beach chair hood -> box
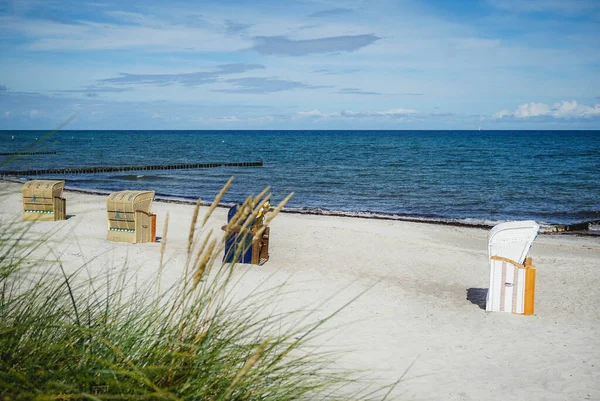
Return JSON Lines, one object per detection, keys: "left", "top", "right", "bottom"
{"left": 488, "top": 220, "right": 540, "bottom": 265}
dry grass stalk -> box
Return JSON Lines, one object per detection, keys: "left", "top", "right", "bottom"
{"left": 263, "top": 192, "right": 294, "bottom": 227}
{"left": 202, "top": 176, "right": 234, "bottom": 227}
{"left": 226, "top": 198, "right": 252, "bottom": 233}
{"left": 251, "top": 226, "right": 267, "bottom": 243}
{"left": 193, "top": 238, "right": 217, "bottom": 289}
{"left": 158, "top": 212, "right": 169, "bottom": 273}
{"left": 222, "top": 339, "right": 269, "bottom": 400}
{"left": 191, "top": 229, "right": 213, "bottom": 275}
{"left": 184, "top": 198, "right": 202, "bottom": 278}
{"left": 188, "top": 198, "right": 202, "bottom": 254}
{"left": 239, "top": 193, "right": 271, "bottom": 236}
{"left": 251, "top": 187, "right": 271, "bottom": 208}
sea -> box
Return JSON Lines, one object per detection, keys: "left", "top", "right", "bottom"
{"left": 1, "top": 130, "right": 598, "bottom": 233}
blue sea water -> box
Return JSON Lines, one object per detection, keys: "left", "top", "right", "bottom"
{"left": 1, "top": 130, "right": 599, "bottom": 229}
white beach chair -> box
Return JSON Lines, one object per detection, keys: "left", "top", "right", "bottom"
{"left": 486, "top": 220, "right": 539, "bottom": 314}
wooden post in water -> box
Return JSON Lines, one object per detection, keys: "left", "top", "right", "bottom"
{"left": 0, "top": 160, "right": 263, "bottom": 176}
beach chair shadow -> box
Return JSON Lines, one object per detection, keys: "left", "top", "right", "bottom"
{"left": 466, "top": 288, "right": 488, "bottom": 310}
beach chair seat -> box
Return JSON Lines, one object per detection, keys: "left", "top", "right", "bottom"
{"left": 486, "top": 220, "right": 539, "bottom": 314}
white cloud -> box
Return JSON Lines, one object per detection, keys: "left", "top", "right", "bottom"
{"left": 342, "top": 108, "right": 417, "bottom": 117}
{"left": 105, "top": 10, "right": 149, "bottom": 24}
{"left": 493, "top": 101, "right": 600, "bottom": 119}
{"left": 200, "top": 116, "right": 239, "bottom": 123}
{"left": 296, "top": 107, "right": 417, "bottom": 120}
{"left": 487, "top": 0, "right": 599, "bottom": 15}
{"left": 297, "top": 109, "right": 327, "bottom": 117}
{"left": 250, "top": 34, "right": 381, "bottom": 56}
{"left": 552, "top": 100, "right": 600, "bottom": 118}
{"left": 0, "top": 16, "right": 249, "bottom": 52}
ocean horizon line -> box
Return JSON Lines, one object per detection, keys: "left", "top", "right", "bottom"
{"left": 2, "top": 129, "right": 599, "bottom": 132}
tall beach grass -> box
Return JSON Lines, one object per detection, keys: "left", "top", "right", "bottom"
{"left": 0, "top": 182, "right": 395, "bottom": 400}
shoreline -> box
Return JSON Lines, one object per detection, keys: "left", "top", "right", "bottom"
{"left": 2, "top": 177, "right": 597, "bottom": 236}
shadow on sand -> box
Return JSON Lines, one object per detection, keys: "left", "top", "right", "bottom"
{"left": 466, "top": 288, "right": 488, "bottom": 310}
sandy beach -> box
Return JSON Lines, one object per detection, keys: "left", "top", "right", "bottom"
{"left": 1, "top": 181, "right": 599, "bottom": 401}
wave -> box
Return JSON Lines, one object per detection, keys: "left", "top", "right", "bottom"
{"left": 275, "top": 206, "right": 600, "bottom": 235}
{"left": 109, "top": 174, "right": 165, "bottom": 181}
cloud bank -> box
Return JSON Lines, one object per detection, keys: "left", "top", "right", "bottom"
{"left": 214, "top": 77, "right": 331, "bottom": 94}
{"left": 308, "top": 8, "right": 353, "bottom": 18}
{"left": 297, "top": 108, "right": 416, "bottom": 119}
{"left": 250, "top": 34, "right": 381, "bottom": 56}
{"left": 337, "top": 88, "right": 382, "bottom": 95}
{"left": 55, "top": 86, "right": 131, "bottom": 94}
{"left": 494, "top": 101, "right": 600, "bottom": 119}
{"left": 100, "top": 63, "right": 265, "bottom": 87}
{"left": 487, "top": 0, "right": 599, "bottom": 15}
{"left": 225, "top": 20, "right": 251, "bottom": 35}
{"left": 313, "top": 69, "right": 359, "bottom": 75}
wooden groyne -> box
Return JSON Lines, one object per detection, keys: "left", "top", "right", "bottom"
{"left": 0, "top": 161, "right": 263, "bottom": 176}
{"left": 0, "top": 150, "right": 57, "bottom": 156}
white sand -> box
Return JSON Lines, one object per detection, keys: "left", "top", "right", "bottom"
{"left": 1, "top": 182, "right": 599, "bottom": 401}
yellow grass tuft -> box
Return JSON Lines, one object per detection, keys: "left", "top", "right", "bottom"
{"left": 158, "top": 212, "right": 169, "bottom": 272}
{"left": 263, "top": 192, "right": 294, "bottom": 228}
{"left": 188, "top": 198, "right": 202, "bottom": 254}
{"left": 222, "top": 339, "right": 269, "bottom": 400}
{"left": 193, "top": 237, "right": 217, "bottom": 288}
{"left": 202, "top": 176, "right": 234, "bottom": 227}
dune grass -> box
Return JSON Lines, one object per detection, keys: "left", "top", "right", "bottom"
{"left": 0, "top": 183, "right": 393, "bottom": 400}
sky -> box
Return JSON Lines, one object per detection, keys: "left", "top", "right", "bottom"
{"left": 0, "top": 0, "right": 599, "bottom": 130}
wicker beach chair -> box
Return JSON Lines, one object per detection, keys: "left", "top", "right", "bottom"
{"left": 486, "top": 220, "right": 539, "bottom": 314}
{"left": 106, "top": 190, "right": 156, "bottom": 243}
{"left": 222, "top": 203, "right": 270, "bottom": 265}
{"left": 22, "top": 180, "right": 66, "bottom": 221}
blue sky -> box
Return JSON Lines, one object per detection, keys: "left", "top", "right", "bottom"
{"left": 0, "top": 0, "right": 599, "bottom": 130}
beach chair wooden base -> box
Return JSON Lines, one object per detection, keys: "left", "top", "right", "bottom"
{"left": 251, "top": 227, "right": 269, "bottom": 265}
{"left": 487, "top": 256, "right": 536, "bottom": 315}
{"left": 255, "top": 227, "right": 270, "bottom": 266}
